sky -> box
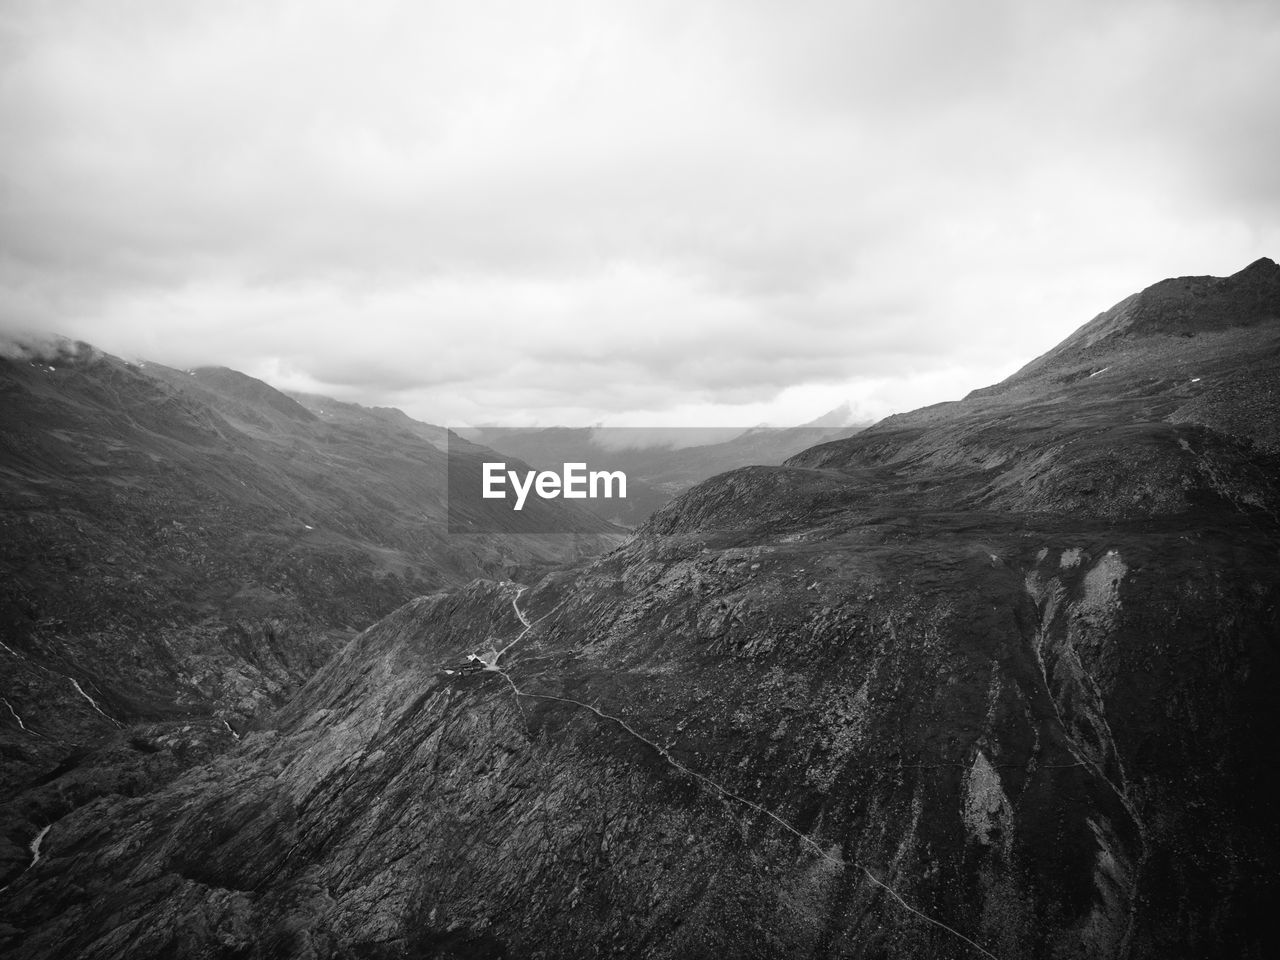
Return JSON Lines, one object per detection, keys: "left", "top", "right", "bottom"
{"left": 1, "top": 0, "right": 1278, "bottom": 427}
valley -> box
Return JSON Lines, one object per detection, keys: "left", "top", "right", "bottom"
{"left": 2, "top": 259, "right": 1278, "bottom": 958}
{"left": 0, "top": 350, "right": 619, "bottom": 891}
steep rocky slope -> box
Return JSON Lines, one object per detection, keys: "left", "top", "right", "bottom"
{"left": 3, "top": 261, "right": 1278, "bottom": 958}
{"left": 0, "top": 345, "right": 616, "bottom": 887}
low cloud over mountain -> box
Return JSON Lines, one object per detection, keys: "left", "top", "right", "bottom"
{"left": 3, "top": 1, "right": 1278, "bottom": 425}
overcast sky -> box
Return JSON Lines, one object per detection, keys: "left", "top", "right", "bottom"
{"left": 2, "top": 0, "right": 1277, "bottom": 426}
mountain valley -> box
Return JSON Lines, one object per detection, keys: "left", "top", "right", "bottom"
{"left": 2, "top": 260, "right": 1278, "bottom": 959}
{"left": 0, "top": 350, "right": 618, "bottom": 889}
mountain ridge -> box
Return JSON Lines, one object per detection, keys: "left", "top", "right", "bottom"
{"left": 971, "top": 256, "right": 1280, "bottom": 398}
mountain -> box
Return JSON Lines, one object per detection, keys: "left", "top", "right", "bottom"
{"left": 2, "top": 260, "right": 1278, "bottom": 959}
{"left": 0, "top": 343, "right": 618, "bottom": 883}
{"left": 799, "top": 401, "right": 862, "bottom": 428}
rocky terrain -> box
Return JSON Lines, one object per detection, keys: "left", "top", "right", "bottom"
{"left": 2, "top": 259, "right": 1278, "bottom": 958}
{"left": 0, "top": 347, "right": 616, "bottom": 890}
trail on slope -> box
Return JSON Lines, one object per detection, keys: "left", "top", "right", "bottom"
{"left": 481, "top": 586, "right": 999, "bottom": 960}
{"left": 491, "top": 586, "right": 533, "bottom": 662}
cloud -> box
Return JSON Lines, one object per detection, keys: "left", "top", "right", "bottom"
{"left": 2, "top": 0, "right": 1278, "bottom": 426}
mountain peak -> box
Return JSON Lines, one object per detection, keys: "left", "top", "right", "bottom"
{"left": 1118, "top": 255, "right": 1280, "bottom": 337}
{"left": 1233, "top": 255, "right": 1279, "bottom": 279}
{"left": 983, "top": 257, "right": 1280, "bottom": 391}
{"left": 801, "top": 401, "right": 857, "bottom": 428}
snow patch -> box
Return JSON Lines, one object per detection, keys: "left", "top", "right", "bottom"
{"left": 0, "top": 824, "right": 51, "bottom": 893}
{"left": 28, "top": 824, "right": 50, "bottom": 867}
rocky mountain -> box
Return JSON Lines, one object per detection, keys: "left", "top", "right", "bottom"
{"left": 2, "top": 259, "right": 1278, "bottom": 959}
{"left": 0, "top": 344, "right": 617, "bottom": 886}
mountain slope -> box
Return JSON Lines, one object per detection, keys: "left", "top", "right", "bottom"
{"left": 3, "top": 261, "right": 1278, "bottom": 959}
{"left": 0, "top": 344, "right": 616, "bottom": 883}
{"left": 791, "top": 258, "right": 1280, "bottom": 517}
